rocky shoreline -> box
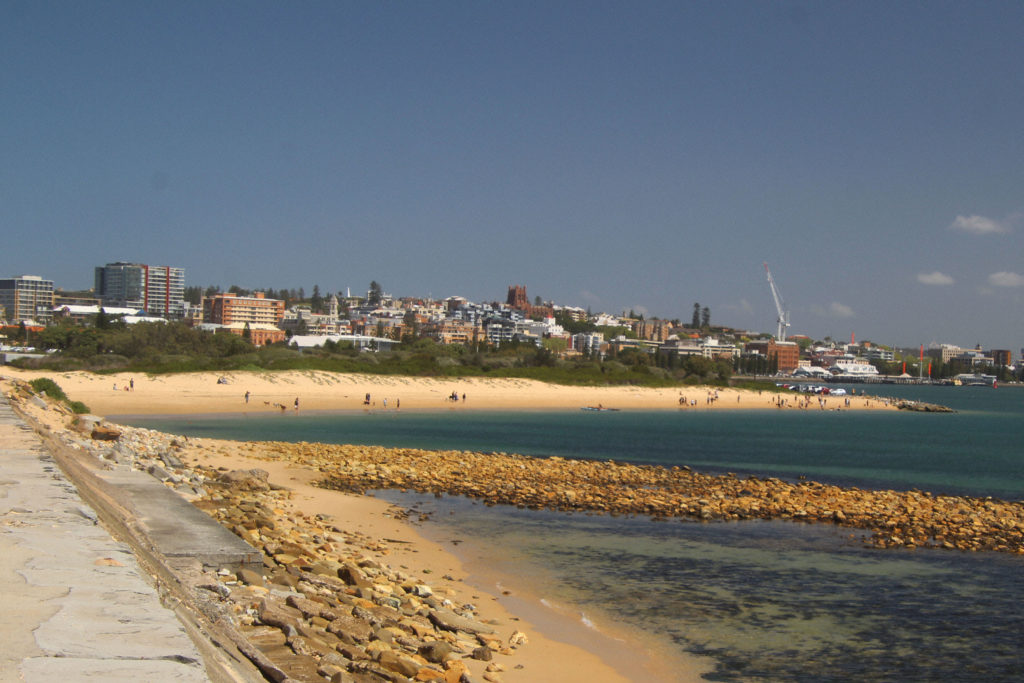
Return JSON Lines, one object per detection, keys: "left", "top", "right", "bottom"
{"left": 224, "top": 440, "right": 1024, "bottom": 554}
{"left": 5, "top": 381, "right": 534, "bottom": 683}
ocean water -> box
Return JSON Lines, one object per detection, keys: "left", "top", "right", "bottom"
{"left": 123, "top": 385, "right": 1024, "bottom": 681}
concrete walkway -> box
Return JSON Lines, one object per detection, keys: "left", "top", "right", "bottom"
{"left": 0, "top": 395, "right": 208, "bottom": 682}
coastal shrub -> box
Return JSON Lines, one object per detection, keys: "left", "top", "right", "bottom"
{"left": 27, "top": 377, "right": 90, "bottom": 413}
{"left": 29, "top": 377, "right": 68, "bottom": 401}
{"left": 67, "top": 400, "right": 90, "bottom": 414}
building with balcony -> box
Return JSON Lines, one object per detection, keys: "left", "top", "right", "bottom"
{"left": 94, "top": 262, "right": 185, "bottom": 318}
{"left": 0, "top": 275, "right": 55, "bottom": 324}
{"left": 203, "top": 292, "right": 285, "bottom": 327}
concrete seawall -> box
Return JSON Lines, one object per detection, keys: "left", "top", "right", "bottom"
{"left": 0, "top": 393, "right": 211, "bottom": 681}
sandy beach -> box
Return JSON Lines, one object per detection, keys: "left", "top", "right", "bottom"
{"left": 3, "top": 368, "right": 894, "bottom": 417}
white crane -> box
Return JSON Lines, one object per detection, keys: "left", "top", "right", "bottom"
{"left": 763, "top": 262, "right": 790, "bottom": 341}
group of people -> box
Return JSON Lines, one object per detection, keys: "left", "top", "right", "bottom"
{"left": 112, "top": 378, "right": 135, "bottom": 392}
{"left": 363, "top": 393, "right": 399, "bottom": 410}
{"left": 677, "top": 390, "right": 720, "bottom": 407}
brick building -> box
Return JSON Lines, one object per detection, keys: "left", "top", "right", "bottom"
{"left": 745, "top": 339, "right": 801, "bottom": 374}
{"left": 506, "top": 285, "right": 553, "bottom": 319}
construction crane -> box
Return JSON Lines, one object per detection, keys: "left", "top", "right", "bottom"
{"left": 763, "top": 262, "right": 790, "bottom": 341}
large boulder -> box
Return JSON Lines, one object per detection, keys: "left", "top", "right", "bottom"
{"left": 217, "top": 468, "right": 270, "bottom": 490}
{"left": 91, "top": 424, "right": 122, "bottom": 441}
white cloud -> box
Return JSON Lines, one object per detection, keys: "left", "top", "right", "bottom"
{"left": 917, "top": 271, "right": 955, "bottom": 286}
{"left": 988, "top": 271, "right": 1024, "bottom": 287}
{"left": 830, "top": 302, "right": 855, "bottom": 318}
{"left": 949, "top": 214, "right": 1009, "bottom": 235}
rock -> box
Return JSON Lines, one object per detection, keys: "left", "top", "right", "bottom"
{"left": 429, "top": 609, "right": 494, "bottom": 635}
{"left": 508, "top": 630, "right": 528, "bottom": 648}
{"left": 419, "top": 641, "right": 454, "bottom": 664}
{"left": 237, "top": 568, "right": 265, "bottom": 587}
{"left": 378, "top": 650, "right": 423, "bottom": 678}
{"left": 217, "top": 468, "right": 270, "bottom": 490}
{"left": 258, "top": 599, "right": 301, "bottom": 637}
{"left": 91, "top": 424, "right": 121, "bottom": 441}
{"left": 338, "top": 563, "right": 374, "bottom": 589}
{"left": 470, "top": 646, "right": 493, "bottom": 661}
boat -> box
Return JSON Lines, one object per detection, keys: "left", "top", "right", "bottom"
{"left": 581, "top": 406, "right": 620, "bottom": 412}
{"left": 954, "top": 373, "right": 998, "bottom": 387}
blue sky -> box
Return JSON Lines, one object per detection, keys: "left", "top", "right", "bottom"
{"left": 2, "top": 1, "right": 1022, "bottom": 349}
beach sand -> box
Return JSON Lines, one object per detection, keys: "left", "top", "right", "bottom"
{"left": 4, "top": 368, "right": 893, "bottom": 417}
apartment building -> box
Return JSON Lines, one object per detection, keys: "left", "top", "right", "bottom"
{"left": 203, "top": 292, "right": 285, "bottom": 326}
{"left": 0, "top": 275, "right": 55, "bottom": 324}
{"left": 94, "top": 262, "right": 185, "bottom": 318}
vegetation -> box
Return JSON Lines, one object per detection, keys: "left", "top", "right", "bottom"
{"left": 11, "top": 320, "right": 743, "bottom": 388}
{"left": 27, "top": 377, "right": 90, "bottom": 414}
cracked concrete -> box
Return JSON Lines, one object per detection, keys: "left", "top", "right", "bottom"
{"left": 0, "top": 395, "right": 207, "bottom": 682}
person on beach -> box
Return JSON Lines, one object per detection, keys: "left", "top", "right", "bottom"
{"left": 129, "top": 378, "right": 134, "bottom": 391}
{"left": 244, "top": 391, "right": 250, "bottom": 404}
{"left": 383, "top": 398, "right": 388, "bottom": 409}
{"left": 294, "top": 397, "right": 300, "bottom": 412}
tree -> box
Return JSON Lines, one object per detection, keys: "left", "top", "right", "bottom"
{"left": 368, "top": 281, "right": 383, "bottom": 305}
{"left": 310, "top": 284, "right": 323, "bottom": 314}
{"left": 95, "top": 307, "right": 110, "bottom": 330}
{"left": 183, "top": 286, "right": 204, "bottom": 305}
{"left": 701, "top": 306, "right": 710, "bottom": 328}
{"left": 534, "top": 295, "right": 542, "bottom": 306}
{"left": 691, "top": 303, "right": 700, "bottom": 329}
{"left": 242, "top": 322, "right": 252, "bottom": 343}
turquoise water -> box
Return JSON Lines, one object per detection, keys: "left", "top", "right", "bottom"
{"left": 124, "top": 384, "right": 1024, "bottom": 499}
{"left": 122, "top": 385, "right": 1024, "bottom": 681}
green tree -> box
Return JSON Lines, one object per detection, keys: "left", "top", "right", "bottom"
{"left": 310, "top": 284, "right": 323, "bottom": 314}
{"left": 242, "top": 322, "right": 252, "bottom": 343}
{"left": 701, "top": 306, "right": 710, "bottom": 328}
{"left": 691, "top": 303, "right": 700, "bottom": 328}
{"left": 368, "top": 281, "right": 383, "bottom": 305}
{"left": 95, "top": 307, "right": 110, "bottom": 330}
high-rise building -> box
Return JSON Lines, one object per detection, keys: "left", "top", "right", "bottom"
{"left": 94, "top": 262, "right": 185, "bottom": 318}
{"left": 0, "top": 275, "right": 55, "bottom": 324}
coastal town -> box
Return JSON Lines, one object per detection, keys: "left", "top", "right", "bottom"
{"left": 1, "top": 263, "right": 1020, "bottom": 383}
